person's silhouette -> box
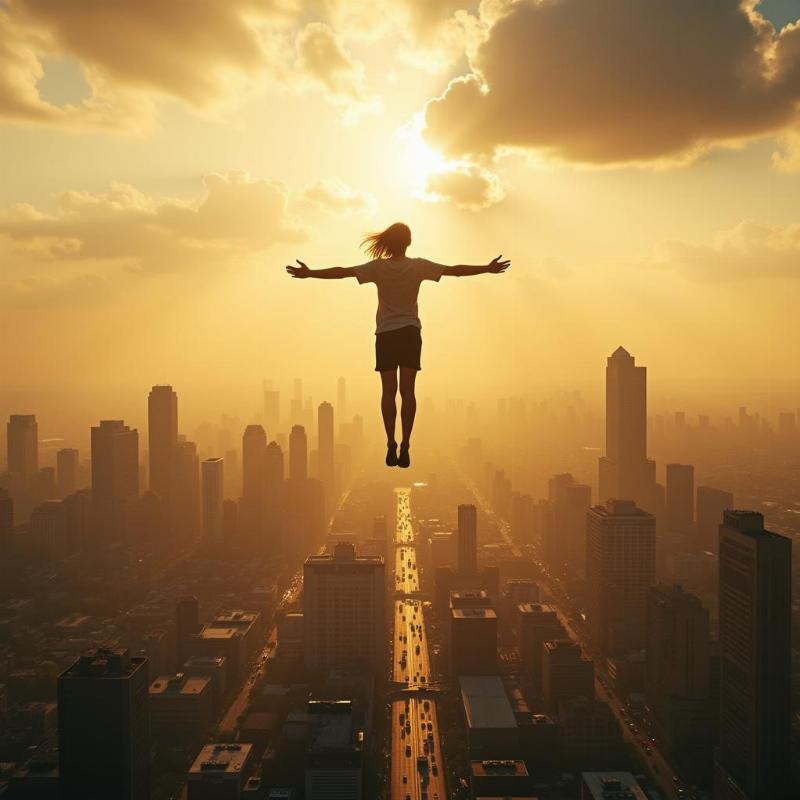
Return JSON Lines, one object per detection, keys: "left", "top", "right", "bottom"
{"left": 286, "top": 222, "right": 510, "bottom": 468}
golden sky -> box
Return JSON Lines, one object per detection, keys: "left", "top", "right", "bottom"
{"left": 2, "top": 0, "right": 800, "bottom": 405}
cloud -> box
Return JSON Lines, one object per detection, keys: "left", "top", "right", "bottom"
{"left": 0, "top": 170, "right": 307, "bottom": 273}
{"left": 425, "top": 163, "right": 504, "bottom": 210}
{"left": 423, "top": 0, "right": 800, "bottom": 166}
{"left": 295, "top": 22, "right": 379, "bottom": 115}
{"left": 654, "top": 219, "right": 800, "bottom": 281}
{"left": 302, "top": 178, "right": 373, "bottom": 214}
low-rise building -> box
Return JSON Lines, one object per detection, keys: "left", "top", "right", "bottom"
{"left": 187, "top": 743, "right": 252, "bottom": 800}
{"left": 149, "top": 673, "right": 213, "bottom": 739}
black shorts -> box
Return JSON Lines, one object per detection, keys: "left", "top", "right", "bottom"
{"left": 375, "top": 325, "right": 422, "bottom": 371}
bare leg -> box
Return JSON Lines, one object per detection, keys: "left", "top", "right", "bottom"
{"left": 399, "top": 368, "right": 417, "bottom": 447}
{"left": 380, "top": 369, "right": 398, "bottom": 445}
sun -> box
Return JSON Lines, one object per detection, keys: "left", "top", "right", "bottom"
{"left": 394, "top": 114, "right": 456, "bottom": 199}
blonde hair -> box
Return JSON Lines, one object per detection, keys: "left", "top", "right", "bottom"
{"left": 361, "top": 222, "right": 411, "bottom": 259}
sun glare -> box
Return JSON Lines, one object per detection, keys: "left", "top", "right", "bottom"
{"left": 395, "top": 115, "right": 455, "bottom": 199}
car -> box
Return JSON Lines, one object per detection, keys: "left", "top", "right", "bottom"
{"left": 405, "top": 745, "right": 411, "bottom": 757}
{"left": 427, "top": 722, "right": 432, "bottom": 731}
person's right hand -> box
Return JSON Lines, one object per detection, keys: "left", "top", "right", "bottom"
{"left": 286, "top": 259, "right": 310, "bottom": 278}
{"left": 487, "top": 255, "right": 511, "bottom": 273}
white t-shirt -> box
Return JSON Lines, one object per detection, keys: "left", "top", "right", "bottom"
{"left": 353, "top": 256, "right": 446, "bottom": 334}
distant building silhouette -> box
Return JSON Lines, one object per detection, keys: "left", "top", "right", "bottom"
{"left": 170, "top": 439, "right": 199, "bottom": 541}
{"left": 201, "top": 458, "right": 224, "bottom": 542}
{"left": 263, "top": 381, "right": 280, "bottom": 435}
{"left": 715, "top": 511, "right": 791, "bottom": 799}
{"left": 289, "top": 424, "right": 308, "bottom": 481}
{"left": 147, "top": 385, "right": 178, "bottom": 504}
{"left": 666, "top": 463, "right": 694, "bottom": 538}
{"left": 586, "top": 499, "right": 656, "bottom": 653}
{"left": 241, "top": 425, "right": 267, "bottom": 545}
{"left": 91, "top": 420, "right": 139, "bottom": 541}
{"left": 317, "top": 402, "right": 335, "bottom": 495}
{"left": 303, "top": 542, "right": 384, "bottom": 671}
{"left": 337, "top": 376, "right": 347, "bottom": 422}
{"left": 542, "top": 639, "right": 594, "bottom": 711}
{"left": 598, "top": 347, "right": 657, "bottom": 511}
{"left": 56, "top": 447, "right": 79, "bottom": 498}
{"left": 7, "top": 414, "right": 38, "bottom": 487}
{"left": 696, "top": 486, "right": 733, "bottom": 555}
{"left": 457, "top": 503, "right": 477, "bottom": 574}
{"left": 58, "top": 647, "right": 150, "bottom": 800}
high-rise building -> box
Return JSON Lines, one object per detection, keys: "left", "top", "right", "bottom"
{"left": 646, "top": 584, "right": 714, "bottom": 784}
{"left": 305, "top": 700, "right": 362, "bottom": 800}
{"left": 176, "top": 596, "right": 200, "bottom": 666}
{"left": 317, "top": 402, "right": 335, "bottom": 493}
{"left": 598, "top": 347, "right": 657, "bottom": 511}
{"left": 30, "top": 499, "right": 68, "bottom": 559}
{"left": 450, "top": 607, "right": 497, "bottom": 675}
{"left": 586, "top": 499, "right": 656, "bottom": 653}
{"left": 548, "top": 474, "right": 591, "bottom": 570}
{"left": 58, "top": 647, "right": 150, "bottom": 800}
{"left": 457, "top": 503, "right": 477, "bottom": 574}
{"left": 201, "top": 458, "right": 224, "bottom": 542}
{"left": 542, "top": 639, "right": 594, "bottom": 711}
{"left": 337, "top": 376, "right": 346, "bottom": 422}
{"left": 187, "top": 743, "right": 252, "bottom": 800}
{"left": 303, "top": 542, "right": 384, "bottom": 671}
{"left": 56, "top": 448, "right": 79, "bottom": 497}
{"left": 0, "top": 488, "right": 13, "bottom": 550}
{"left": 716, "top": 511, "right": 791, "bottom": 799}
{"left": 91, "top": 420, "right": 139, "bottom": 540}
{"left": 6, "top": 414, "right": 38, "bottom": 486}
{"left": 666, "top": 463, "right": 694, "bottom": 536}
{"left": 289, "top": 425, "right": 308, "bottom": 481}
{"left": 241, "top": 425, "right": 267, "bottom": 545}
{"left": 291, "top": 378, "right": 304, "bottom": 425}
{"left": 518, "top": 603, "right": 566, "bottom": 690}
{"left": 696, "top": 486, "right": 733, "bottom": 554}
{"left": 170, "top": 439, "right": 199, "bottom": 540}
{"left": 147, "top": 385, "right": 178, "bottom": 503}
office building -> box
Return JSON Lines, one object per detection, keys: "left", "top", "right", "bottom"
{"left": 201, "top": 458, "right": 224, "bottom": 542}
{"left": 0, "top": 488, "right": 12, "bottom": 550}
{"left": 582, "top": 772, "right": 647, "bottom": 800}
{"left": 646, "top": 584, "right": 714, "bottom": 784}
{"left": 451, "top": 607, "right": 497, "bottom": 675}
{"left": 586, "top": 499, "right": 656, "bottom": 653}
{"left": 289, "top": 425, "right": 308, "bottom": 480}
{"left": 716, "top": 511, "right": 791, "bottom": 799}
{"left": 317, "top": 402, "right": 335, "bottom": 493}
{"left": 459, "top": 676, "right": 519, "bottom": 759}
{"left": 58, "top": 647, "right": 150, "bottom": 800}
{"left": 542, "top": 640, "right": 594, "bottom": 711}
{"left": 91, "top": 420, "right": 139, "bottom": 540}
{"left": 666, "top": 463, "right": 694, "bottom": 537}
{"left": 7, "top": 414, "right": 38, "bottom": 486}
{"left": 598, "top": 347, "right": 657, "bottom": 510}
{"left": 29, "top": 499, "right": 68, "bottom": 559}
{"left": 303, "top": 542, "right": 385, "bottom": 671}
{"left": 56, "top": 447, "right": 79, "bottom": 497}
{"left": 517, "top": 604, "right": 561, "bottom": 678}
{"left": 171, "top": 439, "right": 200, "bottom": 540}
{"left": 187, "top": 743, "right": 252, "bottom": 800}
{"left": 470, "top": 759, "right": 531, "bottom": 798}
{"left": 337, "top": 376, "right": 346, "bottom": 422}
{"left": 241, "top": 425, "right": 267, "bottom": 544}
{"left": 149, "top": 673, "right": 213, "bottom": 739}
{"left": 696, "top": 486, "right": 733, "bottom": 554}
{"left": 305, "top": 700, "right": 363, "bottom": 800}
{"left": 263, "top": 383, "right": 280, "bottom": 434}
{"left": 558, "top": 697, "right": 623, "bottom": 767}
{"left": 148, "top": 385, "right": 178, "bottom": 503}
{"left": 458, "top": 503, "right": 478, "bottom": 574}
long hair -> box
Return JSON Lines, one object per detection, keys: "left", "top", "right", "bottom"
{"left": 361, "top": 222, "right": 411, "bottom": 259}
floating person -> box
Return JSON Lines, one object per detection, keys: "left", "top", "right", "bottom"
{"left": 286, "top": 222, "right": 510, "bottom": 468}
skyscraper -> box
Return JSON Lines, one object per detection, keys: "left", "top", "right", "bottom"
{"left": 303, "top": 542, "right": 385, "bottom": 670}
{"left": 317, "top": 401, "right": 335, "bottom": 492}
{"left": 6, "top": 414, "right": 38, "bottom": 486}
{"left": 56, "top": 447, "right": 79, "bottom": 497}
{"left": 170, "top": 439, "right": 199, "bottom": 541}
{"left": 291, "top": 378, "right": 303, "bottom": 425}
{"left": 0, "top": 488, "right": 12, "bottom": 550}
{"left": 91, "top": 420, "right": 139, "bottom": 540}
{"left": 586, "top": 499, "right": 656, "bottom": 653}
{"left": 716, "top": 511, "right": 791, "bottom": 799}
{"left": 666, "top": 463, "right": 694, "bottom": 536}
{"left": 263, "top": 381, "right": 280, "bottom": 435}
{"left": 457, "top": 503, "right": 478, "bottom": 574}
{"left": 289, "top": 424, "right": 308, "bottom": 481}
{"left": 201, "top": 458, "right": 224, "bottom": 542}
{"left": 147, "top": 385, "right": 178, "bottom": 504}
{"left": 58, "top": 647, "right": 150, "bottom": 800}
{"left": 696, "top": 486, "right": 733, "bottom": 554}
{"left": 241, "top": 425, "right": 266, "bottom": 544}
{"left": 598, "top": 347, "right": 657, "bottom": 511}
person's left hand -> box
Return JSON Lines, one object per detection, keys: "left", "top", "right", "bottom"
{"left": 286, "top": 260, "right": 310, "bottom": 278}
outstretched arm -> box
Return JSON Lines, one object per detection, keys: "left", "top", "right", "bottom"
{"left": 285, "top": 260, "right": 356, "bottom": 279}
{"left": 442, "top": 255, "right": 510, "bottom": 277}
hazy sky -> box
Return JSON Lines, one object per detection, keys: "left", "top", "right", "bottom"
{"left": 2, "top": 0, "right": 800, "bottom": 406}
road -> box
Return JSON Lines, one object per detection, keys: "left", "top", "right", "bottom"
{"left": 466, "top": 478, "right": 685, "bottom": 800}
{"left": 390, "top": 488, "right": 447, "bottom": 800}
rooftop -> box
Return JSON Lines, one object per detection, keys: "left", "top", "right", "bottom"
{"left": 459, "top": 676, "right": 518, "bottom": 730}
{"left": 582, "top": 771, "right": 647, "bottom": 800}
{"left": 470, "top": 759, "right": 528, "bottom": 777}
{"left": 452, "top": 608, "right": 497, "bottom": 620}
{"left": 60, "top": 647, "right": 144, "bottom": 680}
{"left": 149, "top": 673, "right": 210, "bottom": 697}
{"left": 307, "top": 700, "right": 359, "bottom": 752}
{"left": 189, "top": 743, "right": 252, "bottom": 776}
